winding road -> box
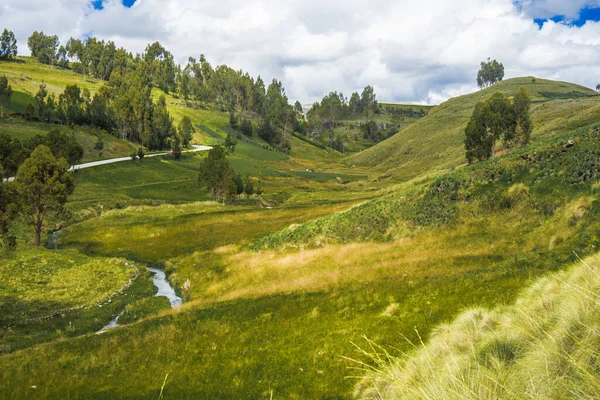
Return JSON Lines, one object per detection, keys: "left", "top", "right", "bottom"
{"left": 5, "top": 145, "right": 212, "bottom": 182}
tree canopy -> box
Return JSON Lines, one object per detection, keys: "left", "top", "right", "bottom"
{"left": 0, "top": 29, "right": 17, "bottom": 59}
{"left": 0, "top": 75, "right": 12, "bottom": 119}
{"left": 464, "top": 88, "right": 532, "bottom": 164}
{"left": 476, "top": 58, "right": 505, "bottom": 89}
{"left": 198, "top": 145, "right": 236, "bottom": 202}
{"left": 14, "top": 145, "right": 73, "bottom": 246}
{"left": 27, "top": 31, "right": 59, "bottom": 65}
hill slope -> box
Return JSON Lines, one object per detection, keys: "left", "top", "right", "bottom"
{"left": 348, "top": 77, "right": 600, "bottom": 181}
{"left": 356, "top": 253, "right": 600, "bottom": 399}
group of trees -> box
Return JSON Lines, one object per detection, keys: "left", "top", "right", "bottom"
{"left": 360, "top": 120, "right": 399, "bottom": 143}
{"left": 464, "top": 87, "right": 532, "bottom": 163}
{"left": 27, "top": 31, "right": 60, "bottom": 66}
{"left": 25, "top": 30, "right": 298, "bottom": 152}
{"left": 224, "top": 78, "right": 297, "bottom": 152}
{"left": 0, "top": 29, "right": 17, "bottom": 59}
{"left": 307, "top": 86, "right": 379, "bottom": 132}
{"left": 198, "top": 146, "right": 260, "bottom": 203}
{"left": 382, "top": 105, "right": 428, "bottom": 119}
{"left": 1, "top": 144, "right": 73, "bottom": 249}
{"left": 0, "top": 130, "right": 83, "bottom": 177}
{"left": 29, "top": 77, "right": 195, "bottom": 151}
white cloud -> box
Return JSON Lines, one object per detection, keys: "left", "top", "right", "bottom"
{"left": 3, "top": 0, "right": 600, "bottom": 104}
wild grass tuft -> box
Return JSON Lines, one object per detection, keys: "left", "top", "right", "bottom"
{"left": 355, "top": 254, "right": 600, "bottom": 400}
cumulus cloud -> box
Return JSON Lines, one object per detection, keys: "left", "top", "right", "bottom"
{"left": 4, "top": 0, "right": 600, "bottom": 104}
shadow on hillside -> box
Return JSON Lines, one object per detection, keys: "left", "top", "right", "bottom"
{"left": 0, "top": 295, "right": 72, "bottom": 327}
{"left": 0, "top": 58, "right": 25, "bottom": 64}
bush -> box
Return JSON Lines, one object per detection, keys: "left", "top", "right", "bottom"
{"left": 94, "top": 136, "right": 104, "bottom": 151}
{"left": 240, "top": 119, "right": 253, "bottom": 137}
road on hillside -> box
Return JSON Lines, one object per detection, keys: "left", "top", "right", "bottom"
{"left": 5, "top": 145, "right": 212, "bottom": 182}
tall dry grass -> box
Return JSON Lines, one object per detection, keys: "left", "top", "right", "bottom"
{"left": 355, "top": 253, "right": 600, "bottom": 400}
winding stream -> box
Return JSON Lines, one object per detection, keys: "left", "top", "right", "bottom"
{"left": 47, "top": 227, "right": 182, "bottom": 333}
{"left": 99, "top": 311, "right": 123, "bottom": 332}
{"left": 147, "top": 267, "right": 183, "bottom": 307}
{"left": 98, "top": 268, "right": 182, "bottom": 333}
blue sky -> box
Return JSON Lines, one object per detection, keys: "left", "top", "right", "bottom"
{"left": 92, "top": 0, "right": 136, "bottom": 10}
{"left": 534, "top": 7, "right": 600, "bottom": 27}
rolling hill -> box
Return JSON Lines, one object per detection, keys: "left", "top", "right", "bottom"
{"left": 3, "top": 54, "right": 600, "bottom": 399}
{"left": 348, "top": 77, "right": 600, "bottom": 181}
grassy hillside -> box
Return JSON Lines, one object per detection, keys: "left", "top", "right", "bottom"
{"left": 256, "top": 123, "right": 600, "bottom": 250}
{"left": 356, "top": 253, "right": 600, "bottom": 399}
{"left": 3, "top": 57, "right": 600, "bottom": 399}
{"left": 3, "top": 121, "right": 600, "bottom": 398}
{"left": 349, "top": 77, "right": 600, "bottom": 181}
{"left": 0, "top": 245, "right": 155, "bottom": 353}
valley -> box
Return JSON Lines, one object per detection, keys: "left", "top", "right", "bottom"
{"left": 1, "top": 47, "right": 600, "bottom": 400}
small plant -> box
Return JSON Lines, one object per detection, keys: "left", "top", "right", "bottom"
{"left": 137, "top": 147, "right": 145, "bottom": 160}
{"left": 130, "top": 150, "right": 137, "bottom": 160}
{"left": 94, "top": 136, "right": 104, "bottom": 151}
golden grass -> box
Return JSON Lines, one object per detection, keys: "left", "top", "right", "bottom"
{"left": 355, "top": 253, "right": 600, "bottom": 400}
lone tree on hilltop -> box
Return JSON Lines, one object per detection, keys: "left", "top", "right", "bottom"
{"left": 0, "top": 75, "right": 12, "bottom": 119}
{"left": 15, "top": 145, "right": 73, "bottom": 246}
{"left": 465, "top": 88, "right": 532, "bottom": 164}
{"left": 477, "top": 58, "right": 505, "bottom": 89}
{"left": 0, "top": 29, "right": 18, "bottom": 59}
{"left": 198, "top": 145, "right": 236, "bottom": 202}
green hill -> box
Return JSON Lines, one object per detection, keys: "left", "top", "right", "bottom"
{"left": 3, "top": 121, "right": 600, "bottom": 398}
{"left": 348, "top": 77, "right": 600, "bottom": 181}
{"left": 3, "top": 55, "right": 600, "bottom": 399}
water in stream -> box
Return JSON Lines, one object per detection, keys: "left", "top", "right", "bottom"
{"left": 147, "top": 267, "right": 183, "bottom": 307}
{"left": 99, "top": 311, "right": 123, "bottom": 332}
{"left": 47, "top": 230, "right": 61, "bottom": 250}
{"left": 98, "top": 267, "right": 182, "bottom": 333}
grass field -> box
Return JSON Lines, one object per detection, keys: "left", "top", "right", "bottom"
{"left": 0, "top": 244, "right": 155, "bottom": 353}
{"left": 3, "top": 57, "right": 600, "bottom": 399}
{"left": 3, "top": 121, "right": 600, "bottom": 398}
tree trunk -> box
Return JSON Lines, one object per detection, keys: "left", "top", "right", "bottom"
{"left": 35, "top": 225, "right": 42, "bottom": 246}
{"left": 34, "top": 215, "right": 43, "bottom": 246}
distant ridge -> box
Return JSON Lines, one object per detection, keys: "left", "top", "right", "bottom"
{"left": 348, "top": 77, "right": 600, "bottom": 181}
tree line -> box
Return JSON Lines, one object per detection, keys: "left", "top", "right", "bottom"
{"left": 22, "top": 30, "right": 299, "bottom": 152}
{"left": 382, "top": 105, "right": 428, "bottom": 118}
{"left": 306, "top": 86, "right": 379, "bottom": 132}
